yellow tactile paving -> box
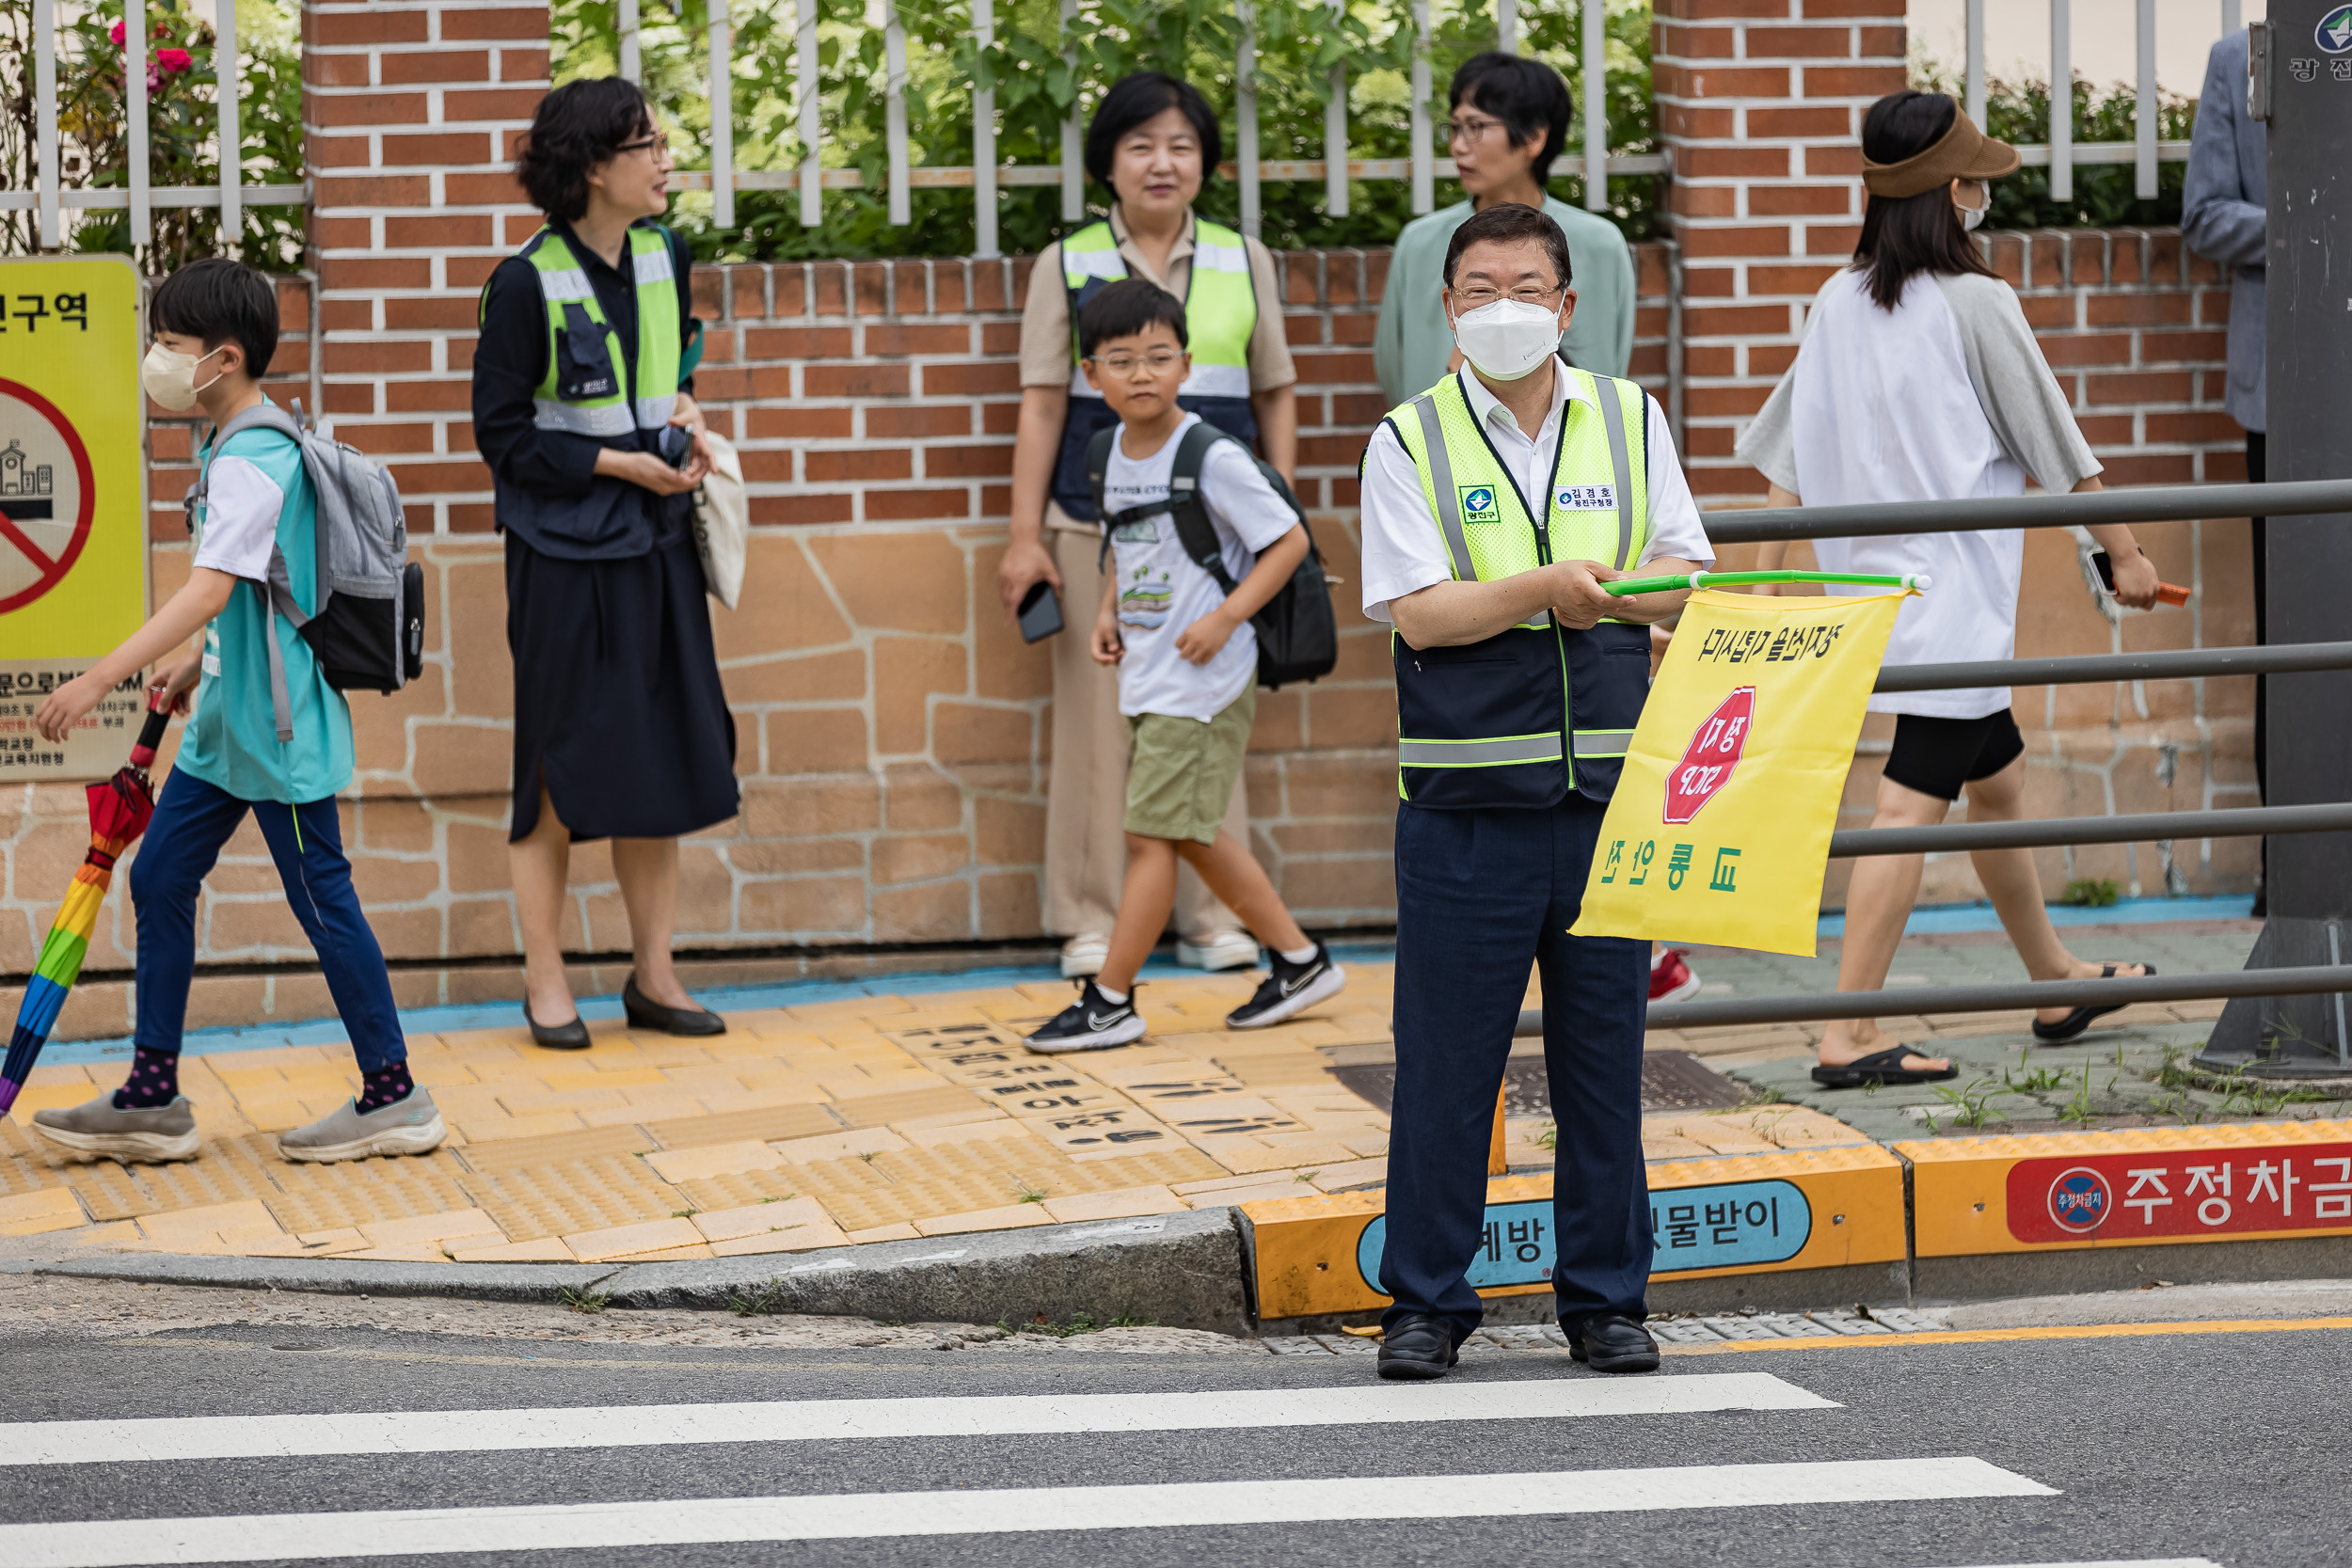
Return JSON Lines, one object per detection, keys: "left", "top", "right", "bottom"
{"left": 12, "top": 962, "right": 1896, "bottom": 1263}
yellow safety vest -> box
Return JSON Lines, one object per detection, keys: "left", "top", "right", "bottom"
{"left": 1382, "top": 366, "right": 1656, "bottom": 809}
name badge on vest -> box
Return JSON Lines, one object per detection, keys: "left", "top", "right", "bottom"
{"left": 557, "top": 302, "right": 619, "bottom": 403}
{"left": 1557, "top": 484, "right": 1616, "bottom": 511}
{"left": 1458, "top": 484, "right": 1502, "bottom": 524}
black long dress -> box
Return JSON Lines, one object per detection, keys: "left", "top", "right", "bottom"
{"left": 471, "top": 219, "right": 738, "bottom": 844}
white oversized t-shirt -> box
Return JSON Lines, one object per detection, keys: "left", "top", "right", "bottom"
{"left": 1102, "top": 414, "right": 1299, "bottom": 723}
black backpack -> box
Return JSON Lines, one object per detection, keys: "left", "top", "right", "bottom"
{"left": 1086, "top": 422, "right": 1338, "bottom": 689}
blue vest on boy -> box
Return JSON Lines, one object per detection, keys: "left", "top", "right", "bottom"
{"left": 1052, "top": 218, "right": 1259, "bottom": 522}
{"left": 1379, "top": 368, "right": 1655, "bottom": 810}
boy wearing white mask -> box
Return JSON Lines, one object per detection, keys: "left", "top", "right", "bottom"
{"left": 1355, "top": 202, "right": 1711, "bottom": 1381}
{"left": 28, "top": 259, "right": 437, "bottom": 1167}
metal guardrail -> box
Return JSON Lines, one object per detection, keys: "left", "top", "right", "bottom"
{"left": 1513, "top": 965, "right": 2352, "bottom": 1037}
{"left": 1874, "top": 641, "right": 2352, "bottom": 693}
{"left": 1703, "top": 479, "right": 2352, "bottom": 546}
{"left": 1828, "top": 802, "right": 2352, "bottom": 860}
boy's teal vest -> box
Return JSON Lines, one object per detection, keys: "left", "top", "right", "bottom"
{"left": 1381, "top": 367, "right": 1655, "bottom": 810}
{"left": 483, "top": 221, "right": 682, "bottom": 553}
{"left": 1054, "top": 216, "right": 1258, "bottom": 521}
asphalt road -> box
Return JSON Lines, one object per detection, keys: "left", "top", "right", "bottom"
{"left": 0, "top": 1318, "right": 2338, "bottom": 1568}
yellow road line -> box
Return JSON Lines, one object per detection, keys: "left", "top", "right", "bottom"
{"left": 1665, "top": 1315, "right": 2352, "bottom": 1354}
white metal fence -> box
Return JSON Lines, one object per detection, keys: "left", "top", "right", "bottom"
{"left": 647, "top": 2, "right": 1666, "bottom": 257}
{"left": 3, "top": 0, "right": 305, "bottom": 248}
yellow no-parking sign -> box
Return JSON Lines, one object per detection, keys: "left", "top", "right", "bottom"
{"left": 0, "top": 255, "right": 151, "bottom": 779}
{"left": 1571, "top": 589, "right": 1909, "bottom": 958}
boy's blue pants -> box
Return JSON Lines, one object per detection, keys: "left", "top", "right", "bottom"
{"left": 130, "top": 769, "right": 405, "bottom": 1069}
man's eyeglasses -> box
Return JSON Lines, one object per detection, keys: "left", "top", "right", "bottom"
{"left": 1085, "top": 350, "right": 1184, "bottom": 377}
{"left": 1450, "top": 285, "right": 1564, "bottom": 309}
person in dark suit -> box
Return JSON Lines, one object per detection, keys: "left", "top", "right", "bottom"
{"left": 2182, "top": 27, "right": 2268, "bottom": 911}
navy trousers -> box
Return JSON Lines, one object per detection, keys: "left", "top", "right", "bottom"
{"left": 129, "top": 769, "right": 405, "bottom": 1069}
{"left": 1378, "top": 793, "right": 1653, "bottom": 1341}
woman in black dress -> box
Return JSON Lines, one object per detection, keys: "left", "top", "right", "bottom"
{"left": 470, "top": 78, "right": 738, "bottom": 1048}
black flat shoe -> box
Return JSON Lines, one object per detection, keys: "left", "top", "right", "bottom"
{"left": 524, "top": 1001, "right": 591, "bottom": 1051}
{"left": 624, "top": 975, "right": 726, "bottom": 1037}
{"left": 1569, "top": 1313, "right": 1661, "bottom": 1373}
{"left": 1375, "top": 1313, "right": 1461, "bottom": 1381}
{"left": 2032, "top": 962, "right": 2156, "bottom": 1042}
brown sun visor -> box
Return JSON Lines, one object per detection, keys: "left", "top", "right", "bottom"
{"left": 1862, "top": 100, "right": 2022, "bottom": 198}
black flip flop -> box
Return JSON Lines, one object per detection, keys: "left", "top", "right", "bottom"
{"left": 1810, "top": 1046, "right": 1960, "bottom": 1089}
{"left": 2031, "top": 962, "right": 2156, "bottom": 1043}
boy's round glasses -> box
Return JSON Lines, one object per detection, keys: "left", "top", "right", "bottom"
{"left": 1087, "top": 350, "right": 1184, "bottom": 376}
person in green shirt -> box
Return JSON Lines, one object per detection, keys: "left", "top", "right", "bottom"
{"left": 1375, "top": 51, "right": 1638, "bottom": 406}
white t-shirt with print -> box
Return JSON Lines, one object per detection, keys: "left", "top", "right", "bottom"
{"left": 1102, "top": 413, "right": 1299, "bottom": 724}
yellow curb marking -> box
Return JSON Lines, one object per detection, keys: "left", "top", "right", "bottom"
{"left": 1662, "top": 1314, "right": 2352, "bottom": 1354}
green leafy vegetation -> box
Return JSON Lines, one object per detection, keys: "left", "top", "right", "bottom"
{"left": 559, "top": 1284, "right": 615, "bottom": 1314}
{"left": 2063, "top": 879, "right": 2122, "bottom": 908}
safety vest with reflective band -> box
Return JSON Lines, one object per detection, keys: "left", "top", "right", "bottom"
{"left": 1384, "top": 366, "right": 1655, "bottom": 810}
{"left": 1052, "top": 217, "right": 1259, "bottom": 522}
{"left": 512, "top": 223, "right": 680, "bottom": 439}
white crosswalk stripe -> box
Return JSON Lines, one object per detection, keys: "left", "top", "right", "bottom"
{"left": 0, "top": 1458, "right": 2055, "bottom": 1567}
{"left": 1, "top": 1373, "right": 1835, "bottom": 1465}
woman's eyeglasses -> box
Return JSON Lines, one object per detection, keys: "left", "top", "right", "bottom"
{"left": 615, "top": 132, "right": 674, "bottom": 161}
{"left": 1443, "top": 115, "right": 1510, "bottom": 147}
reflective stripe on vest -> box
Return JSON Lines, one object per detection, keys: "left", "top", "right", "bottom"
{"left": 511, "top": 225, "right": 681, "bottom": 440}
{"left": 1062, "top": 218, "right": 1255, "bottom": 404}
{"left": 1385, "top": 368, "right": 1655, "bottom": 807}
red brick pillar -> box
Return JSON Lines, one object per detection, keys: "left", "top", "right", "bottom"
{"left": 1651, "top": 0, "right": 1906, "bottom": 505}
{"left": 302, "top": 0, "right": 549, "bottom": 529}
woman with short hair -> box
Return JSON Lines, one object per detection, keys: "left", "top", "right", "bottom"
{"left": 1737, "top": 89, "right": 2160, "bottom": 1088}
{"left": 995, "top": 71, "right": 1299, "bottom": 984}
{"left": 470, "top": 77, "right": 738, "bottom": 1049}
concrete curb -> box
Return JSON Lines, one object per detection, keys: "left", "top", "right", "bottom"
{"left": 21, "top": 1209, "right": 1253, "bottom": 1333}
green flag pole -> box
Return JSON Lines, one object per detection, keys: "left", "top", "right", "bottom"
{"left": 1601, "top": 569, "right": 1931, "bottom": 597}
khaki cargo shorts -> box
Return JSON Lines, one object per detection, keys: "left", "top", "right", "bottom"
{"left": 1123, "top": 686, "right": 1257, "bottom": 846}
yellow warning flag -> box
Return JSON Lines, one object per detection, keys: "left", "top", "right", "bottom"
{"left": 1570, "top": 588, "right": 1911, "bottom": 958}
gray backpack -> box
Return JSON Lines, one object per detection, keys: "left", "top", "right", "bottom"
{"left": 187, "top": 402, "right": 425, "bottom": 741}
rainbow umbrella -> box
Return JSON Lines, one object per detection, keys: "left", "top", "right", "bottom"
{"left": 0, "top": 694, "right": 173, "bottom": 1116}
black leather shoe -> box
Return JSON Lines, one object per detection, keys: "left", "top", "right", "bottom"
{"left": 524, "top": 1001, "right": 591, "bottom": 1051}
{"left": 624, "top": 975, "right": 726, "bottom": 1037}
{"left": 1569, "top": 1314, "right": 1661, "bottom": 1373}
{"left": 1375, "top": 1314, "right": 1460, "bottom": 1381}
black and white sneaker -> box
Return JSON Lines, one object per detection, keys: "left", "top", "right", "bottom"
{"left": 1024, "top": 979, "right": 1149, "bottom": 1053}
{"left": 1225, "top": 942, "right": 1347, "bottom": 1030}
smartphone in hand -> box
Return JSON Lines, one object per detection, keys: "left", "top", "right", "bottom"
{"left": 1018, "top": 581, "right": 1064, "bottom": 643}
{"left": 2090, "top": 551, "right": 2191, "bottom": 608}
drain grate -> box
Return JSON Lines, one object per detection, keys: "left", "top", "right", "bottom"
{"left": 1332, "top": 1050, "right": 1746, "bottom": 1117}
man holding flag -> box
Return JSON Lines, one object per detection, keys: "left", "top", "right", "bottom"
{"left": 1356, "top": 202, "right": 1713, "bottom": 1379}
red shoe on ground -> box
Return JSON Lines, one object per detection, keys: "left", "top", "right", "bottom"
{"left": 1649, "top": 947, "right": 1701, "bottom": 1005}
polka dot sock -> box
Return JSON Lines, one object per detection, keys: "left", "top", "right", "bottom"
{"left": 112, "top": 1047, "right": 181, "bottom": 1110}
{"left": 356, "top": 1063, "right": 414, "bottom": 1115}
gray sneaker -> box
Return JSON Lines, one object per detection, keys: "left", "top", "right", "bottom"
{"left": 278, "top": 1087, "right": 446, "bottom": 1164}
{"left": 30, "top": 1093, "right": 201, "bottom": 1163}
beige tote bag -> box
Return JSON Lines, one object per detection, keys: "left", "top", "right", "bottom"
{"left": 692, "top": 429, "right": 748, "bottom": 610}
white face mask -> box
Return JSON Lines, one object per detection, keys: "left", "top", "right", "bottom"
{"left": 1954, "top": 181, "right": 1988, "bottom": 232}
{"left": 1451, "top": 296, "right": 1565, "bottom": 383}
{"left": 140, "top": 342, "right": 226, "bottom": 412}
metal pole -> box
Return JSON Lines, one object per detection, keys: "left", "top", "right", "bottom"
{"left": 1872, "top": 641, "right": 2352, "bottom": 693}
{"left": 2134, "top": 0, "right": 2158, "bottom": 200}
{"left": 1409, "top": 0, "right": 1433, "bottom": 215}
{"left": 2202, "top": 0, "right": 2352, "bottom": 1077}
{"left": 1965, "top": 0, "right": 1986, "bottom": 130}
{"left": 709, "top": 0, "right": 734, "bottom": 229}
{"left": 1325, "top": 0, "right": 1349, "bottom": 222}
{"left": 973, "top": 0, "right": 998, "bottom": 257}
{"left": 1059, "top": 0, "right": 1083, "bottom": 225}
{"left": 619, "top": 0, "right": 641, "bottom": 82}
{"left": 34, "top": 0, "right": 59, "bottom": 248}
{"left": 1498, "top": 0, "right": 1518, "bottom": 53}
{"left": 1828, "top": 801, "right": 2352, "bottom": 859}
{"left": 1237, "top": 1, "right": 1261, "bottom": 240}
{"left": 1702, "top": 477, "right": 2352, "bottom": 544}
{"left": 1517, "top": 966, "right": 2352, "bottom": 1038}
{"left": 883, "top": 1, "right": 910, "bottom": 227}
{"left": 127, "top": 0, "right": 150, "bottom": 249}
{"left": 2049, "top": 0, "right": 2072, "bottom": 205}
{"left": 1582, "top": 0, "right": 1607, "bottom": 211}
{"left": 215, "top": 0, "right": 240, "bottom": 249}
{"left": 2223, "top": 0, "right": 2241, "bottom": 38}
{"left": 798, "top": 0, "right": 821, "bottom": 228}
